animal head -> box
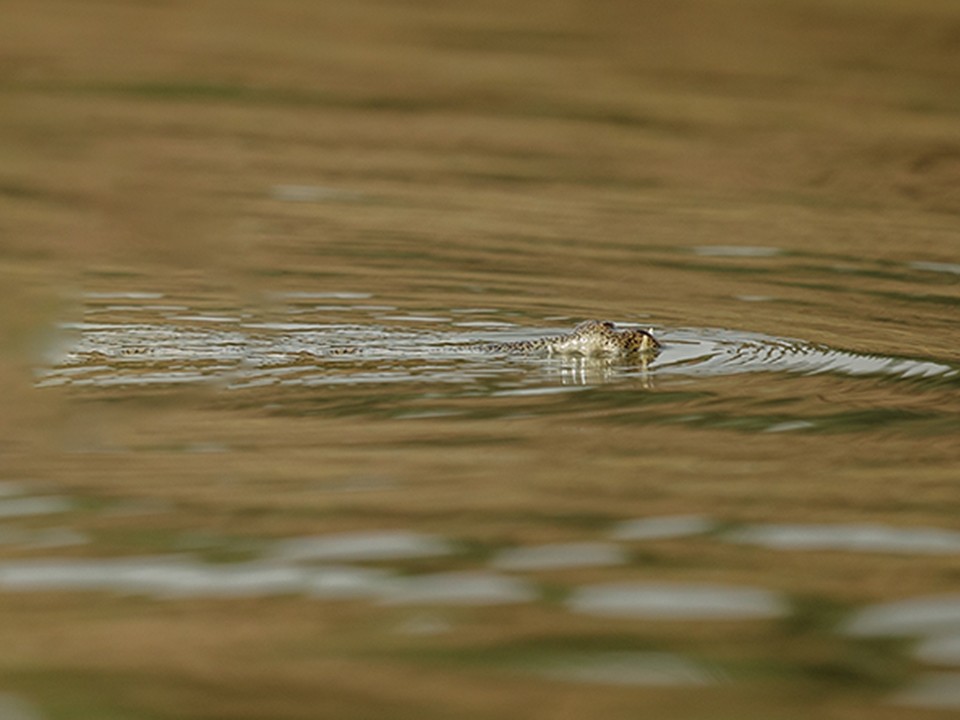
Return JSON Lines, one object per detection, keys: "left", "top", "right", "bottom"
{"left": 568, "top": 321, "right": 660, "bottom": 356}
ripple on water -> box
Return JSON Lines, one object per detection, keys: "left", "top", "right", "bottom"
{"left": 82, "top": 291, "right": 164, "bottom": 300}
{"left": 657, "top": 327, "right": 958, "bottom": 381}
{"left": 892, "top": 673, "right": 960, "bottom": 710}
{"left": 491, "top": 542, "right": 628, "bottom": 571}
{"left": 844, "top": 594, "right": 960, "bottom": 637}
{"left": 0, "top": 527, "right": 88, "bottom": 549}
{"left": 692, "top": 245, "right": 781, "bottom": 257}
{"left": 567, "top": 582, "right": 786, "bottom": 620}
{"left": 536, "top": 652, "right": 717, "bottom": 687}
{"left": 137, "top": 563, "right": 307, "bottom": 599}
{"left": 0, "top": 482, "right": 46, "bottom": 498}
{"left": 303, "top": 566, "right": 393, "bottom": 599}
{"left": 915, "top": 635, "right": 960, "bottom": 667}
{"left": 610, "top": 515, "right": 716, "bottom": 541}
{"left": 37, "top": 309, "right": 959, "bottom": 391}
{"left": 0, "top": 693, "right": 44, "bottom": 720}
{"left": 0, "top": 497, "right": 72, "bottom": 519}
{"left": 269, "top": 531, "right": 453, "bottom": 563}
{"left": 0, "top": 557, "right": 305, "bottom": 598}
{"left": 379, "top": 571, "right": 538, "bottom": 606}
{"left": 725, "top": 523, "right": 960, "bottom": 555}
{"left": 269, "top": 184, "right": 365, "bottom": 203}
{"left": 910, "top": 261, "right": 960, "bottom": 276}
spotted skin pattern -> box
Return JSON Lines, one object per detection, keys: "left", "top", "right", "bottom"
{"left": 478, "top": 321, "right": 660, "bottom": 359}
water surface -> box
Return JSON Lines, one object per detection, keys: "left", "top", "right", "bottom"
{"left": 4, "top": 0, "right": 960, "bottom": 715}
{"left": 38, "top": 284, "right": 959, "bottom": 443}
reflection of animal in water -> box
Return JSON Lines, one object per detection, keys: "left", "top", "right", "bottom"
{"left": 477, "top": 320, "right": 660, "bottom": 359}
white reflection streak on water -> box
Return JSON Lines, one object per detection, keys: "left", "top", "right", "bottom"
{"left": 726, "top": 523, "right": 960, "bottom": 555}
{"left": 567, "top": 582, "right": 786, "bottom": 620}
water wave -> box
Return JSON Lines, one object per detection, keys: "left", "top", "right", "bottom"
{"left": 36, "top": 321, "right": 957, "bottom": 389}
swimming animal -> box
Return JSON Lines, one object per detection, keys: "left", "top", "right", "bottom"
{"left": 477, "top": 320, "right": 660, "bottom": 359}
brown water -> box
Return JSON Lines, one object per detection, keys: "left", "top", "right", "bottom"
{"left": 38, "top": 259, "right": 960, "bottom": 425}
{"left": 2, "top": 0, "right": 960, "bottom": 718}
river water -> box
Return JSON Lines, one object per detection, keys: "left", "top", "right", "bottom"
{"left": 2, "top": 0, "right": 960, "bottom": 717}
{"left": 20, "top": 203, "right": 959, "bottom": 715}
{"left": 39, "top": 235, "right": 960, "bottom": 436}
